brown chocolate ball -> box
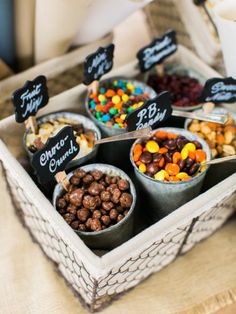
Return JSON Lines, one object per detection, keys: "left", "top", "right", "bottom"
{"left": 100, "top": 190, "right": 111, "bottom": 202}
{"left": 67, "top": 204, "right": 77, "bottom": 215}
{"left": 57, "top": 198, "right": 66, "bottom": 209}
{"left": 101, "top": 215, "right": 111, "bottom": 226}
{"left": 77, "top": 208, "right": 90, "bottom": 222}
{"left": 92, "top": 210, "right": 102, "bottom": 219}
{"left": 90, "top": 219, "right": 102, "bottom": 231}
{"left": 117, "top": 179, "right": 129, "bottom": 191}
{"left": 82, "top": 195, "right": 97, "bottom": 210}
{"left": 78, "top": 224, "right": 86, "bottom": 231}
{"left": 83, "top": 174, "right": 94, "bottom": 185}
{"left": 88, "top": 182, "right": 103, "bottom": 196}
{"left": 94, "top": 196, "right": 101, "bottom": 207}
{"left": 85, "top": 218, "right": 92, "bottom": 229}
{"left": 110, "top": 209, "right": 118, "bottom": 220}
{"left": 63, "top": 213, "right": 75, "bottom": 224}
{"left": 90, "top": 170, "right": 103, "bottom": 181}
{"left": 111, "top": 188, "right": 121, "bottom": 204}
{"left": 120, "top": 193, "right": 133, "bottom": 208}
{"left": 70, "top": 220, "right": 80, "bottom": 229}
{"left": 102, "top": 201, "right": 114, "bottom": 211}
{"left": 117, "top": 214, "right": 124, "bottom": 222}
{"left": 69, "top": 188, "right": 84, "bottom": 206}
{"left": 74, "top": 169, "right": 86, "bottom": 178}
{"left": 70, "top": 175, "right": 80, "bottom": 186}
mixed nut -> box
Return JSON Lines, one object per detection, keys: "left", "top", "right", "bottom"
{"left": 188, "top": 114, "right": 236, "bottom": 158}
{"left": 56, "top": 169, "right": 133, "bottom": 232}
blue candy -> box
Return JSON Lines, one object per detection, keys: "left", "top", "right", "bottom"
{"left": 135, "top": 87, "right": 143, "bottom": 94}
{"left": 100, "top": 87, "right": 106, "bottom": 94}
{"left": 101, "top": 114, "right": 110, "bottom": 122}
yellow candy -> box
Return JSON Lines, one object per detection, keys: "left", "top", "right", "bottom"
{"left": 113, "top": 80, "right": 118, "bottom": 86}
{"left": 200, "top": 165, "right": 207, "bottom": 172}
{"left": 162, "top": 170, "right": 169, "bottom": 179}
{"left": 139, "top": 163, "right": 146, "bottom": 173}
{"left": 120, "top": 114, "right": 127, "bottom": 120}
{"left": 132, "top": 104, "right": 139, "bottom": 110}
{"left": 112, "top": 95, "right": 121, "bottom": 105}
{"left": 146, "top": 140, "right": 159, "bottom": 153}
{"left": 181, "top": 147, "right": 189, "bottom": 160}
{"left": 184, "top": 143, "right": 196, "bottom": 152}
{"left": 154, "top": 170, "right": 165, "bottom": 181}
{"left": 176, "top": 172, "right": 189, "bottom": 180}
{"left": 98, "top": 94, "right": 106, "bottom": 102}
{"left": 127, "top": 82, "right": 134, "bottom": 90}
{"left": 122, "top": 94, "right": 129, "bottom": 102}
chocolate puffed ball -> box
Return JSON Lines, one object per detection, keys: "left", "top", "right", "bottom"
{"left": 120, "top": 193, "right": 133, "bottom": 208}
{"left": 88, "top": 182, "right": 104, "bottom": 196}
{"left": 90, "top": 170, "right": 103, "bottom": 181}
{"left": 82, "top": 195, "right": 97, "bottom": 210}
{"left": 57, "top": 197, "right": 66, "bottom": 209}
{"left": 77, "top": 208, "right": 90, "bottom": 222}
{"left": 74, "top": 169, "right": 86, "bottom": 178}
{"left": 117, "top": 179, "right": 129, "bottom": 191}
{"left": 111, "top": 188, "right": 121, "bottom": 204}
{"left": 83, "top": 174, "right": 94, "bottom": 185}
{"left": 100, "top": 190, "right": 111, "bottom": 202}
{"left": 90, "top": 218, "right": 102, "bottom": 231}
{"left": 101, "top": 215, "right": 111, "bottom": 226}
{"left": 69, "top": 188, "right": 84, "bottom": 206}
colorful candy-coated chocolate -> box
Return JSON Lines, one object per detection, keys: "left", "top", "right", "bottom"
{"left": 88, "top": 79, "right": 149, "bottom": 128}
{"left": 132, "top": 131, "right": 207, "bottom": 182}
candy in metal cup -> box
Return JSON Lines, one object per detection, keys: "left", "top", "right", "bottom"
{"left": 85, "top": 77, "right": 157, "bottom": 167}
{"left": 130, "top": 127, "right": 211, "bottom": 220}
{"left": 53, "top": 163, "right": 137, "bottom": 250}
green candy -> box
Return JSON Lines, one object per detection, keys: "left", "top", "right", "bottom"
{"left": 101, "top": 100, "right": 107, "bottom": 106}
{"left": 109, "top": 108, "right": 118, "bottom": 115}
{"left": 127, "top": 107, "right": 133, "bottom": 113}
{"left": 114, "top": 123, "right": 121, "bottom": 128}
{"left": 95, "top": 112, "right": 101, "bottom": 119}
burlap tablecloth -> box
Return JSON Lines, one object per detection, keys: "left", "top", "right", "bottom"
{"left": 0, "top": 162, "right": 235, "bottom": 314}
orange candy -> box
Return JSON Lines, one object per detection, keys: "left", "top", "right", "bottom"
{"left": 133, "top": 144, "right": 142, "bottom": 154}
{"left": 158, "top": 157, "right": 165, "bottom": 168}
{"left": 165, "top": 163, "right": 180, "bottom": 176}
{"left": 172, "top": 152, "right": 181, "bottom": 164}
{"left": 169, "top": 176, "right": 180, "bottom": 182}
{"left": 188, "top": 151, "right": 196, "bottom": 160}
{"left": 95, "top": 104, "right": 102, "bottom": 112}
{"left": 167, "top": 133, "right": 177, "bottom": 140}
{"left": 159, "top": 147, "right": 168, "bottom": 154}
{"left": 195, "top": 149, "right": 206, "bottom": 162}
{"left": 155, "top": 130, "right": 168, "bottom": 140}
{"left": 117, "top": 89, "right": 124, "bottom": 96}
{"left": 105, "top": 89, "right": 115, "bottom": 97}
{"left": 115, "top": 118, "right": 123, "bottom": 124}
{"left": 114, "top": 102, "right": 123, "bottom": 110}
{"left": 133, "top": 150, "right": 142, "bottom": 162}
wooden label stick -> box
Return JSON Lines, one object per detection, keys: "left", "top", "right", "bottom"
{"left": 55, "top": 171, "right": 70, "bottom": 191}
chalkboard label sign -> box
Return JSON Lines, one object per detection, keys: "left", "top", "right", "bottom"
{"left": 83, "top": 44, "right": 115, "bottom": 85}
{"left": 200, "top": 77, "right": 236, "bottom": 103}
{"left": 32, "top": 126, "right": 79, "bottom": 184}
{"left": 126, "top": 92, "right": 173, "bottom": 131}
{"left": 137, "top": 30, "right": 177, "bottom": 72}
{"left": 12, "top": 75, "right": 49, "bottom": 123}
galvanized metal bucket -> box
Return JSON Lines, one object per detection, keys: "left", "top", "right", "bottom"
{"left": 130, "top": 127, "right": 211, "bottom": 220}
{"left": 52, "top": 163, "right": 137, "bottom": 250}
